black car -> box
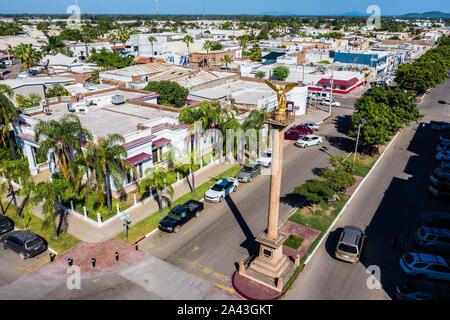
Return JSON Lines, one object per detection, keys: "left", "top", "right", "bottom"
{"left": 419, "top": 212, "right": 450, "bottom": 229}
{"left": 396, "top": 279, "right": 448, "bottom": 300}
{"left": 159, "top": 200, "right": 204, "bottom": 233}
{"left": 0, "top": 215, "right": 14, "bottom": 235}
{"left": 2, "top": 230, "right": 47, "bottom": 259}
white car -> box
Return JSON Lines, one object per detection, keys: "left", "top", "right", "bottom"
{"left": 320, "top": 98, "right": 341, "bottom": 107}
{"left": 295, "top": 135, "right": 324, "bottom": 148}
{"left": 256, "top": 148, "right": 272, "bottom": 167}
{"left": 303, "top": 121, "right": 321, "bottom": 131}
{"left": 399, "top": 252, "right": 450, "bottom": 282}
{"left": 436, "top": 151, "right": 450, "bottom": 161}
{"left": 204, "top": 178, "right": 239, "bottom": 203}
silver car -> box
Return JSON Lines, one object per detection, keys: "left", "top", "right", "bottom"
{"left": 335, "top": 226, "right": 365, "bottom": 263}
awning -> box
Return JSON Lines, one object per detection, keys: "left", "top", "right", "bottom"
{"left": 152, "top": 138, "right": 171, "bottom": 150}
{"left": 124, "top": 135, "right": 155, "bottom": 149}
{"left": 317, "top": 77, "right": 359, "bottom": 87}
{"left": 127, "top": 153, "right": 152, "bottom": 165}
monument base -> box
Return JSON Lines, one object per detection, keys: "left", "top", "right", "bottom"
{"left": 238, "top": 233, "right": 298, "bottom": 292}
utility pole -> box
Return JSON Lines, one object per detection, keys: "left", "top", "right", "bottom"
{"left": 328, "top": 62, "right": 334, "bottom": 115}
{"left": 353, "top": 117, "right": 367, "bottom": 163}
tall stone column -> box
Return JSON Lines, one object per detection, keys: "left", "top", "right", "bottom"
{"left": 267, "top": 128, "right": 282, "bottom": 240}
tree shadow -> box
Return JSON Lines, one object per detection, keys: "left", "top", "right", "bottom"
{"left": 324, "top": 227, "right": 343, "bottom": 259}
{"left": 333, "top": 115, "right": 353, "bottom": 135}
{"left": 280, "top": 192, "right": 304, "bottom": 207}
{"left": 324, "top": 135, "right": 356, "bottom": 153}
{"left": 225, "top": 196, "right": 258, "bottom": 256}
{"left": 312, "top": 167, "right": 326, "bottom": 176}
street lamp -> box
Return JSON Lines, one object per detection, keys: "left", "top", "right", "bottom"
{"left": 354, "top": 116, "right": 367, "bottom": 163}
{"left": 328, "top": 62, "right": 335, "bottom": 115}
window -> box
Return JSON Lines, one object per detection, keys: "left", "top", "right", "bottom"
{"left": 412, "top": 263, "right": 427, "bottom": 269}
{"left": 338, "top": 243, "right": 358, "bottom": 254}
{"left": 427, "top": 265, "right": 450, "bottom": 273}
{"left": 437, "top": 236, "right": 450, "bottom": 244}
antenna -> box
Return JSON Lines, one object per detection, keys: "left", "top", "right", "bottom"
{"left": 155, "top": 0, "right": 159, "bottom": 18}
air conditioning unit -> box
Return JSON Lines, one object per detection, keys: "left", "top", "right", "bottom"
{"left": 111, "top": 94, "right": 125, "bottom": 105}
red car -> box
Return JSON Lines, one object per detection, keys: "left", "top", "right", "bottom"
{"left": 284, "top": 125, "right": 313, "bottom": 140}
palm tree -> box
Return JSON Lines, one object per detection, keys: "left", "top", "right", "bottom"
{"left": 238, "top": 35, "right": 249, "bottom": 51}
{"left": 202, "top": 40, "right": 213, "bottom": 68}
{"left": 0, "top": 84, "right": 18, "bottom": 158}
{"left": 221, "top": 54, "right": 233, "bottom": 70}
{"left": 0, "top": 158, "right": 30, "bottom": 218}
{"left": 83, "top": 134, "right": 129, "bottom": 212}
{"left": 27, "top": 176, "right": 71, "bottom": 236}
{"left": 12, "top": 44, "right": 42, "bottom": 71}
{"left": 116, "top": 26, "right": 131, "bottom": 45}
{"left": 107, "top": 33, "right": 118, "bottom": 46}
{"left": 35, "top": 114, "right": 92, "bottom": 183}
{"left": 139, "top": 167, "right": 174, "bottom": 215}
{"left": 147, "top": 35, "right": 157, "bottom": 62}
{"left": 183, "top": 34, "right": 194, "bottom": 58}
{"left": 242, "top": 109, "right": 266, "bottom": 156}
{"left": 41, "top": 34, "right": 67, "bottom": 55}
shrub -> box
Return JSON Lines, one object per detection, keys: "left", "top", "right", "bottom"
{"left": 144, "top": 80, "right": 189, "bottom": 107}
{"left": 15, "top": 93, "right": 42, "bottom": 110}
{"left": 46, "top": 85, "right": 70, "bottom": 98}
{"left": 294, "top": 179, "right": 334, "bottom": 211}
{"left": 272, "top": 66, "right": 290, "bottom": 81}
{"left": 255, "top": 71, "right": 266, "bottom": 79}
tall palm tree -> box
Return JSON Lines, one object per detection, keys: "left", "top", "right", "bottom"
{"left": 116, "top": 26, "right": 131, "bottom": 45}
{"left": 0, "top": 84, "right": 18, "bottom": 159}
{"left": 41, "top": 34, "right": 67, "bottom": 55}
{"left": 183, "top": 34, "right": 194, "bottom": 58}
{"left": 202, "top": 40, "right": 213, "bottom": 68}
{"left": 27, "top": 176, "right": 71, "bottom": 236}
{"left": 0, "top": 158, "right": 30, "bottom": 218}
{"left": 242, "top": 109, "right": 266, "bottom": 156}
{"left": 147, "top": 35, "right": 157, "bottom": 62}
{"left": 220, "top": 54, "right": 233, "bottom": 70}
{"left": 12, "top": 44, "right": 42, "bottom": 71}
{"left": 107, "top": 33, "right": 118, "bottom": 46}
{"left": 83, "top": 134, "right": 129, "bottom": 212}
{"left": 35, "top": 114, "right": 92, "bottom": 183}
{"left": 238, "top": 35, "right": 249, "bottom": 51}
{"left": 139, "top": 167, "right": 174, "bottom": 215}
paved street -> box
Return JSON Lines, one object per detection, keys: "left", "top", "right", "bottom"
{"left": 138, "top": 106, "right": 355, "bottom": 292}
{"left": 286, "top": 79, "right": 450, "bottom": 300}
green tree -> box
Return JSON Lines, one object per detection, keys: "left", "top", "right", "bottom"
{"left": 272, "top": 66, "right": 290, "bottom": 81}
{"left": 183, "top": 34, "right": 194, "bottom": 57}
{"left": 83, "top": 134, "right": 129, "bottom": 212}
{"left": 41, "top": 34, "right": 68, "bottom": 55}
{"left": 88, "top": 49, "right": 134, "bottom": 70}
{"left": 35, "top": 114, "right": 93, "bottom": 183}
{"left": 255, "top": 70, "right": 266, "bottom": 79}
{"left": 221, "top": 54, "right": 233, "bottom": 70}
{"left": 139, "top": 167, "right": 174, "bottom": 215}
{"left": 87, "top": 69, "right": 100, "bottom": 84}
{"left": 321, "top": 167, "right": 355, "bottom": 194}
{"left": 46, "top": 85, "right": 70, "bottom": 98}
{"left": 144, "top": 80, "right": 189, "bottom": 107}
{"left": 13, "top": 43, "right": 42, "bottom": 71}
{"left": 248, "top": 43, "right": 262, "bottom": 62}
{"left": 0, "top": 84, "right": 18, "bottom": 158}
{"left": 15, "top": 93, "right": 42, "bottom": 110}
{"left": 148, "top": 35, "right": 157, "bottom": 62}
{"left": 238, "top": 35, "right": 249, "bottom": 51}
{"left": 0, "top": 158, "right": 30, "bottom": 218}
{"left": 294, "top": 179, "right": 334, "bottom": 212}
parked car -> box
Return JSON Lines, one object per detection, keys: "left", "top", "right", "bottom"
{"left": 436, "top": 151, "right": 450, "bottom": 161}
{"left": 0, "top": 215, "right": 14, "bottom": 235}
{"left": 302, "top": 121, "right": 321, "bottom": 131}
{"left": 158, "top": 200, "right": 204, "bottom": 233}
{"left": 431, "top": 121, "right": 450, "bottom": 132}
{"left": 237, "top": 164, "right": 262, "bottom": 183}
{"left": 204, "top": 178, "right": 239, "bottom": 203}
{"left": 334, "top": 226, "right": 365, "bottom": 263}
{"left": 438, "top": 160, "right": 450, "bottom": 170}
{"left": 430, "top": 171, "right": 450, "bottom": 187}
{"left": 415, "top": 226, "right": 450, "bottom": 253}
{"left": 320, "top": 98, "right": 341, "bottom": 107}
{"left": 395, "top": 279, "right": 448, "bottom": 300}
{"left": 439, "top": 133, "right": 450, "bottom": 143}
{"left": 256, "top": 148, "right": 272, "bottom": 167}
{"left": 284, "top": 129, "right": 306, "bottom": 141}
{"left": 2, "top": 230, "right": 47, "bottom": 260}
{"left": 309, "top": 91, "right": 330, "bottom": 101}
{"left": 399, "top": 252, "right": 450, "bottom": 281}
{"left": 295, "top": 135, "right": 324, "bottom": 148}
{"left": 0, "top": 62, "right": 6, "bottom": 69}
{"left": 418, "top": 211, "right": 450, "bottom": 229}
{"left": 433, "top": 167, "right": 450, "bottom": 178}
{"left": 429, "top": 183, "right": 450, "bottom": 198}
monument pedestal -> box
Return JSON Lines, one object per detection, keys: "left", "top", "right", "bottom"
{"left": 239, "top": 233, "right": 296, "bottom": 292}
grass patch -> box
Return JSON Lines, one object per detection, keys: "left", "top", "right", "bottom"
{"left": 117, "top": 165, "right": 241, "bottom": 244}
{"left": 284, "top": 235, "right": 304, "bottom": 250}
{"left": 1, "top": 201, "right": 80, "bottom": 254}
{"left": 353, "top": 155, "right": 379, "bottom": 177}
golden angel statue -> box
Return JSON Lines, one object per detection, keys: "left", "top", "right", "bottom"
{"left": 264, "top": 80, "right": 298, "bottom": 118}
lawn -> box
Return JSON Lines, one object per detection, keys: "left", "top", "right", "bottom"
{"left": 284, "top": 235, "right": 304, "bottom": 250}
{"left": 1, "top": 201, "right": 80, "bottom": 254}
{"left": 353, "top": 154, "right": 379, "bottom": 177}
{"left": 117, "top": 165, "right": 241, "bottom": 244}
{"left": 288, "top": 194, "right": 349, "bottom": 264}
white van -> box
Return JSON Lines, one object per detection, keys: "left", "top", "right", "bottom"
{"left": 308, "top": 91, "right": 331, "bottom": 101}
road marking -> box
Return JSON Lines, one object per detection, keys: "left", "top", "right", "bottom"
{"left": 16, "top": 255, "right": 50, "bottom": 273}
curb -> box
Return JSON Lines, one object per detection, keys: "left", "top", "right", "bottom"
{"left": 303, "top": 130, "right": 402, "bottom": 266}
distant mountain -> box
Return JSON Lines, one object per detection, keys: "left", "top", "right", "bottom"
{"left": 401, "top": 11, "right": 450, "bottom": 18}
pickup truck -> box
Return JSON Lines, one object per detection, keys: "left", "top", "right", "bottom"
{"left": 158, "top": 200, "right": 204, "bottom": 233}
{"left": 237, "top": 164, "right": 262, "bottom": 183}
{"left": 257, "top": 148, "right": 272, "bottom": 168}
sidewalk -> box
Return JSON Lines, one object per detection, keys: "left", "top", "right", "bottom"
{"left": 67, "top": 161, "right": 234, "bottom": 243}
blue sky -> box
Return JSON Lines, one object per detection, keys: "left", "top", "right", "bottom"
{"left": 2, "top": 0, "right": 449, "bottom": 15}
